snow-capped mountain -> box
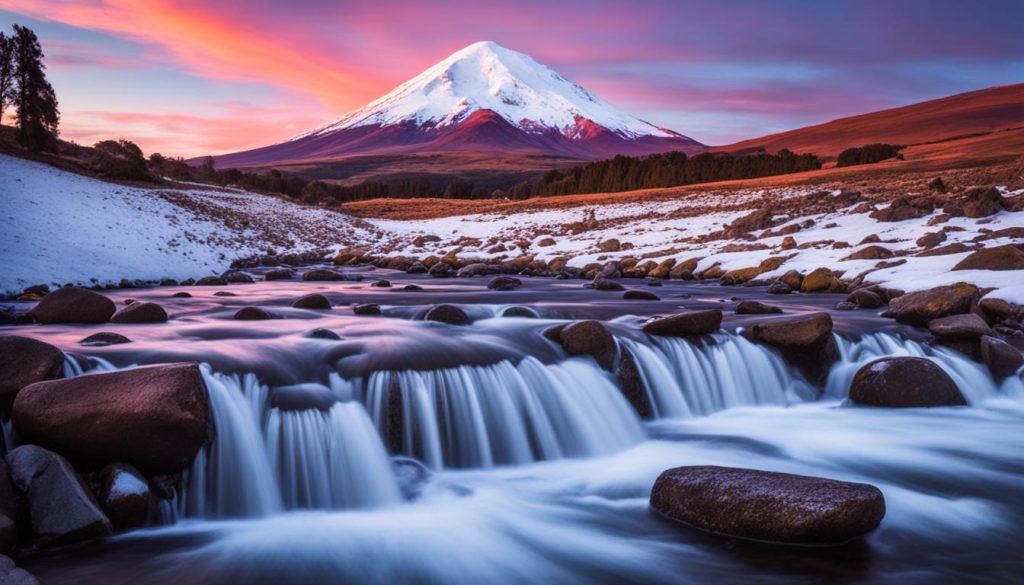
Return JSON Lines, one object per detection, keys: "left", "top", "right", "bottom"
{"left": 213, "top": 41, "right": 703, "bottom": 168}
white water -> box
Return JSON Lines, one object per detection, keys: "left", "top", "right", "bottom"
{"left": 364, "top": 357, "right": 646, "bottom": 469}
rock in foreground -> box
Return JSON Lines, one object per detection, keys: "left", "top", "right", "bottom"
{"left": 650, "top": 465, "right": 885, "bottom": 546}
{"left": 0, "top": 336, "right": 65, "bottom": 399}
{"left": 887, "top": 283, "right": 978, "bottom": 326}
{"left": 13, "top": 363, "right": 212, "bottom": 474}
{"left": 849, "top": 357, "right": 966, "bottom": 407}
{"left": 642, "top": 310, "right": 722, "bottom": 337}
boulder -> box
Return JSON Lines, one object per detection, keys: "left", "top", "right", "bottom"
{"left": 13, "top": 363, "right": 212, "bottom": 474}
{"left": 30, "top": 287, "right": 116, "bottom": 324}
{"left": 370, "top": 279, "right": 391, "bottom": 288}
{"left": 428, "top": 262, "right": 455, "bottom": 278}
{"left": 849, "top": 357, "right": 965, "bottom": 407}
{"left": 352, "top": 303, "right": 382, "bottom": 316}
{"left": 777, "top": 269, "right": 803, "bottom": 291}
{"left": 980, "top": 335, "right": 1024, "bottom": 379}
{"left": 735, "top": 300, "right": 782, "bottom": 315}
{"left": 234, "top": 307, "right": 273, "bottom": 320}
{"left": 597, "top": 238, "right": 621, "bottom": 252}
{"left": 456, "top": 263, "right": 495, "bottom": 278}
{"left": 650, "top": 466, "right": 885, "bottom": 546}
{"left": 593, "top": 278, "right": 625, "bottom": 291}
{"left": 195, "top": 276, "right": 228, "bottom": 286}
{"left": 767, "top": 282, "right": 793, "bottom": 295}
{"left": 6, "top": 445, "right": 112, "bottom": 545}
{"left": 264, "top": 269, "right": 294, "bottom": 281}
{"left": 643, "top": 310, "right": 722, "bottom": 337}
{"left": 846, "top": 289, "right": 884, "bottom": 309}
{"left": 501, "top": 306, "right": 538, "bottom": 318}
{"left": 887, "top": 283, "right": 978, "bottom": 326}
{"left": 292, "top": 293, "right": 331, "bottom": 309}
{"left": 748, "top": 313, "right": 837, "bottom": 385}
{"left": 302, "top": 269, "right": 346, "bottom": 281}
{"left": 487, "top": 276, "right": 522, "bottom": 291}
{"left": 0, "top": 336, "right": 64, "bottom": 399}
{"left": 960, "top": 186, "right": 1004, "bottom": 218}
{"left": 171, "top": 291, "right": 192, "bottom": 298}
{"left": 110, "top": 302, "right": 168, "bottom": 324}
{"left": 927, "top": 314, "right": 992, "bottom": 339}
{"left": 623, "top": 290, "right": 660, "bottom": 301}
{"left": 224, "top": 272, "right": 254, "bottom": 284}
{"left": 98, "top": 463, "right": 149, "bottom": 531}
{"left": 648, "top": 259, "right": 676, "bottom": 279}
{"left": 558, "top": 320, "right": 617, "bottom": 371}
{"left": 800, "top": 268, "right": 840, "bottom": 293}
{"left": 842, "top": 245, "right": 894, "bottom": 261}
{"left": 952, "top": 244, "right": 1024, "bottom": 271}
{"left": 424, "top": 304, "right": 471, "bottom": 326}
{"left": 916, "top": 231, "right": 946, "bottom": 248}
{"left": 305, "top": 328, "right": 341, "bottom": 340}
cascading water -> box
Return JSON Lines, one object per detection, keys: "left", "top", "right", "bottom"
{"left": 363, "top": 356, "right": 646, "bottom": 469}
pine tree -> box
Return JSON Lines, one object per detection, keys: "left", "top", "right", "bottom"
{"left": 0, "top": 32, "right": 14, "bottom": 127}
{"left": 12, "top": 24, "right": 59, "bottom": 152}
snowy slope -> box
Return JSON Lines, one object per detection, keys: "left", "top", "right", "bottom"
{"left": 0, "top": 154, "right": 370, "bottom": 293}
{"left": 299, "top": 41, "right": 683, "bottom": 141}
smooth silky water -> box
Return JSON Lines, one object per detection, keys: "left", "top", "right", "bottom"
{"left": 8, "top": 271, "right": 1022, "bottom": 584}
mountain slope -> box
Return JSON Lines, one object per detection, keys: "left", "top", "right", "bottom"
{"left": 213, "top": 41, "right": 702, "bottom": 168}
{"left": 720, "top": 84, "right": 1024, "bottom": 158}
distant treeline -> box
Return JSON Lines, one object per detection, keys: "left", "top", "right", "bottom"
{"left": 836, "top": 143, "right": 904, "bottom": 167}
{"left": 507, "top": 150, "right": 822, "bottom": 198}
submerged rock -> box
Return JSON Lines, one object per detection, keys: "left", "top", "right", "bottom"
{"left": 6, "top": 445, "right": 112, "bottom": 545}
{"left": 0, "top": 336, "right": 65, "bottom": 399}
{"left": 623, "top": 290, "right": 660, "bottom": 301}
{"left": 593, "top": 278, "right": 624, "bottom": 291}
{"left": 79, "top": 332, "right": 132, "bottom": 346}
{"left": 849, "top": 357, "right": 966, "bottom": 407}
{"left": 305, "top": 328, "right": 341, "bottom": 340}
{"left": 558, "top": 320, "right": 617, "bottom": 370}
{"left": 353, "top": 303, "right": 382, "bottom": 316}
{"left": 30, "top": 287, "right": 116, "bottom": 324}
{"left": 98, "top": 463, "right": 150, "bottom": 531}
{"left": 501, "top": 306, "right": 538, "bottom": 318}
{"left": 643, "top": 310, "right": 722, "bottom": 337}
{"left": 424, "top": 304, "right": 471, "bottom": 325}
{"left": 13, "top": 363, "right": 212, "bottom": 474}
{"left": 487, "top": 276, "right": 522, "bottom": 291}
{"left": 234, "top": 307, "right": 273, "bottom": 320}
{"left": 292, "top": 293, "right": 331, "bottom": 310}
{"left": 735, "top": 300, "right": 782, "bottom": 315}
{"left": 110, "top": 302, "right": 168, "bottom": 323}
{"left": 650, "top": 465, "right": 885, "bottom": 546}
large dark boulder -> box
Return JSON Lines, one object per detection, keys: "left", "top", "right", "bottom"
{"left": 30, "top": 287, "right": 116, "bottom": 324}
{"left": 887, "top": 283, "right": 978, "bottom": 326}
{"left": 642, "top": 310, "right": 722, "bottom": 337}
{"left": 952, "top": 245, "right": 1024, "bottom": 271}
{"left": 735, "top": 300, "right": 782, "bottom": 315}
{"left": 110, "top": 302, "right": 168, "bottom": 324}
{"left": 6, "top": 445, "right": 112, "bottom": 545}
{"left": 98, "top": 463, "right": 150, "bottom": 531}
{"left": 624, "top": 290, "right": 660, "bottom": 301}
{"left": 487, "top": 276, "right": 522, "bottom": 291}
{"left": 980, "top": 335, "right": 1024, "bottom": 379}
{"left": 13, "top": 363, "right": 212, "bottom": 474}
{"left": 424, "top": 304, "right": 471, "bottom": 325}
{"left": 748, "top": 313, "right": 837, "bottom": 385}
{"left": 559, "top": 320, "right": 617, "bottom": 370}
{"left": 291, "top": 293, "right": 331, "bottom": 309}
{"left": 0, "top": 336, "right": 64, "bottom": 399}
{"left": 927, "top": 313, "right": 992, "bottom": 339}
{"left": 849, "top": 357, "right": 966, "bottom": 407}
{"left": 650, "top": 466, "right": 885, "bottom": 546}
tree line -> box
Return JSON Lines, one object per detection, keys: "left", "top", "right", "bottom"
{"left": 835, "top": 143, "right": 904, "bottom": 167}
{"left": 507, "top": 149, "right": 822, "bottom": 198}
{"left": 0, "top": 25, "right": 59, "bottom": 152}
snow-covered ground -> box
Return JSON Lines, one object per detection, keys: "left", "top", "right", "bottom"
{"left": 2, "top": 153, "right": 1022, "bottom": 304}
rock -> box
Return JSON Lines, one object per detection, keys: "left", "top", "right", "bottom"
{"left": 616, "top": 347, "right": 652, "bottom": 418}
{"left": 302, "top": 269, "right": 345, "bottom": 281}
{"left": 916, "top": 231, "right": 947, "bottom": 248}
{"left": 292, "top": 293, "right": 331, "bottom": 309}
{"left": 735, "top": 300, "right": 782, "bottom": 315}
{"left": 110, "top": 302, "right": 168, "bottom": 324}
{"left": 558, "top": 320, "right": 617, "bottom": 370}
{"left": 849, "top": 357, "right": 966, "bottom": 407}
{"left": 780, "top": 236, "right": 797, "bottom": 250}
{"left": 30, "top": 287, "right": 115, "bottom": 324}
{"left": 980, "top": 335, "right": 1024, "bottom": 379}
{"left": 403, "top": 284, "right": 424, "bottom": 291}
{"left": 234, "top": 306, "right": 273, "bottom": 320}
{"left": 80, "top": 332, "right": 132, "bottom": 346}
{"left": 171, "top": 291, "right": 192, "bottom": 298}
{"left": 952, "top": 244, "right": 1024, "bottom": 271}
{"left": 501, "top": 306, "right": 538, "bottom": 318}
{"left": 777, "top": 270, "right": 803, "bottom": 291}
{"left": 537, "top": 237, "right": 556, "bottom": 247}
{"left": 800, "top": 268, "right": 840, "bottom": 292}
{"left": 643, "top": 310, "right": 722, "bottom": 337}
{"left": 842, "top": 245, "right": 894, "bottom": 261}
{"left": 887, "top": 283, "right": 978, "bottom": 326}
{"left": 767, "top": 282, "right": 793, "bottom": 295}
{"left": 979, "top": 298, "right": 1022, "bottom": 320}
{"left": 624, "top": 290, "right": 660, "bottom": 301}
{"left": 213, "top": 291, "right": 236, "bottom": 297}
{"left": 648, "top": 259, "right": 676, "bottom": 279}
{"left": 870, "top": 197, "right": 930, "bottom": 222}
{"left": 428, "top": 262, "right": 455, "bottom": 278}
{"left": 264, "top": 269, "right": 294, "bottom": 281}
{"left": 424, "top": 304, "right": 471, "bottom": 326}
{"left": 597, "top": 238, "right": 621, "bottom": 252}
{"left": 0, "top": 336, "right": 65, "bottom": 399}
{"left": 593, "top": 278, "right": 625, "bottom": 291}
{"left": 195, "top": 276, "right": 228, "bottom": 286}
{"left": 98, "top": 463, "right": 149, "bottom": 531}
{"left": 352, "top": 303, "right": 382, "bottom": 316}
{"left": 719, "top": 266, "right": 762, "bottom": 286}
{"left": 370, "top": 279, "right": 391, "bottom": 288}
{"left": 927, "top": 313, "right": 992, "bottom": 339}
{"left": 224, "top": 272, "right": 254, "bottom": 284}
{"left": 650, "top": 466, "right": 885, "bottom": 546}
{"left": 270, "top": 383, "right": 338, "bottom": 412}
{"left": 960, "top": 186, "right": 1004, "bottom": 218}
{"left": 456, "top": 263, "right": 495, "bottom": 278}
{"left": 6, "top": 445, "right": 112, "bottom": 545}
{"left": 748, "top": 313, "right": 837, "bottom": 385}
{"left": 13, "top": 363, "right": 211, "bottom": 474}
{"left": 305, "top": 328, "right": 340, "bottom": 340}
{"left": 846, "top": 289, "right": 884, "bottom": 309}
{"left": 487, "top": 276, "right": 522, "bottom": 291}
{"left": 916, "top": 242, "right": 974, "bottom": 257}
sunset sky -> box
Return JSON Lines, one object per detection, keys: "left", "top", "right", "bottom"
{"left": 1, "top": 0, "right": 1021, "bottom": 157}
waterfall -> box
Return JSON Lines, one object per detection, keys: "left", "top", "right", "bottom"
{"left": 364, "top": 357, "right": 646, "bottom": 469}
{"left": 827, "top": 332, "right": 1020, "bottom": 403}
{"left": 620, "top": 334, "right": 815, "bottom": 418}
